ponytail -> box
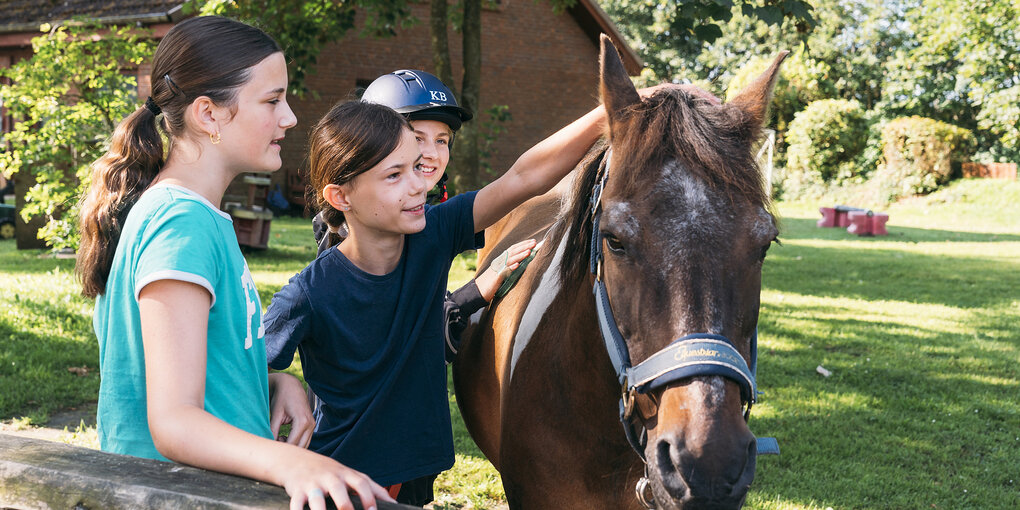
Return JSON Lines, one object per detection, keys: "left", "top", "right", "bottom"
{"left": 76, "top": 105, "right": 164, "bottom": 298}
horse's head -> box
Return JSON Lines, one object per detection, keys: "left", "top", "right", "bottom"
{"left": 572, "top": 36, "right": 787, "bottom": 509}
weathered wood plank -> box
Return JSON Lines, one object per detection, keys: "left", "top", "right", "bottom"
{"left": 0, "top": 434, "right": 417, "bottom": 510}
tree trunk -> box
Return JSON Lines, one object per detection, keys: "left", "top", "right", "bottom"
{"left": 429, "top": 0, "right": 455, "bottom": 90}
{"left": 452, "top": 0, "right": 483, "bottom": 192}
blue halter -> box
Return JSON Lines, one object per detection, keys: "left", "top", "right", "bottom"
{"left": 588, "top": 149, "right": 777, "bottom": 460}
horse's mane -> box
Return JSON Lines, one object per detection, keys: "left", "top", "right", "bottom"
{"left": 559, "top": 87, "right": 770, "bottom": 282}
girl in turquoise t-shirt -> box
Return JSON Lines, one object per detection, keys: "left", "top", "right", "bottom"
{"left": 75, "top": 16, "right": 390, "bottom": 510}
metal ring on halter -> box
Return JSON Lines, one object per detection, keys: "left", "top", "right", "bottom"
{"left": 635, "top": 476, "right": 656, "bottom": 509}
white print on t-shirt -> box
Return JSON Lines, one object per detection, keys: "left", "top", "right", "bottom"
{"left": 240, "top": 262, "right": 263, "bottom": 349}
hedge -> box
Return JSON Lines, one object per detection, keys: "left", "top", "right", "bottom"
{"left": 783, "top": 99, "right": 869, "bottom": 198}
{"left": 874, "top": 116, "right": 976, "bottom": 199}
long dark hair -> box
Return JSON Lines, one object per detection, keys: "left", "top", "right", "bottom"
{"left": 308, "top": 101, "right": 411, "bottom": 228}
{"left": 76, "top": 16, "right": 281, "bottom": 298}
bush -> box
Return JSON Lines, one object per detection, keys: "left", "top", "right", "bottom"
{"left": 0, "top": 22, "right": 152, "bottom": 250}
{"left": 726, "top": 51, "right": 837, "bottom": 169}
{"left": 873, "top": 116, "right": 976, "bottom": 200}
{"left": 783, "top": 99, "right": 869, "bottom": 198}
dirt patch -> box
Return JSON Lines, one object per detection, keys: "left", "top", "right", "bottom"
{"left": 0, "top": 403, "right": 97, "bottom": 443}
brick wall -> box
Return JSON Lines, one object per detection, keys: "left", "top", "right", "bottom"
{"left": 254, "top": 0, "right": 604, "bottom": 210}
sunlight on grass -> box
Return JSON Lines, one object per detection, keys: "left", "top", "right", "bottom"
{"left": 432, "top": 454, "right": 506, "bottom": 509}
{"left": 2, "top": 179, "right": 1018, "bottom": 509}
{"left": 60, "top": 421, "right": 99, "bottom": 449}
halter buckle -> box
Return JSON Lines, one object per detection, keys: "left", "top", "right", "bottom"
{"left": 622, "top": 385, "right": 636, "bottom": 421}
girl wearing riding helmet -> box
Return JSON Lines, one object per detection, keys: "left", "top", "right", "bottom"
{"left": 76, "top": 16, "right": 390, "bottom": 510}
{"left": 263, "top": 77, "right": 657, "bottom": 506}
{"left": 312, "top": 70, "right": 537, "bottom": 355}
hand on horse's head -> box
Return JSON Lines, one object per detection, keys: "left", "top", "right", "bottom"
{"left": 637, "top": 83, "right": 722, "bottom": 106}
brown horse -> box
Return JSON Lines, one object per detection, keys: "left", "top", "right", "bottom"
{"left": 453, "top": 36, "right": 786, "bottom": 510}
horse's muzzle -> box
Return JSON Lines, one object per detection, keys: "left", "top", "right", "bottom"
{"left": 645, "top": 379, "right": 757, "bottom": 509}
{"left": 649, "top": 432, "right": 756, "bottom": 509}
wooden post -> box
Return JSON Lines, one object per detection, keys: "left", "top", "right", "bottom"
{"left": 0, "top": 434, "right": 419, "bottom": 510}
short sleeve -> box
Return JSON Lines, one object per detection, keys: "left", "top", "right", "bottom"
{"left": 431, "top": 191, "right": 480, "bottom": 259}
{"left": 134, "top": 201, "right": 223, "bottom": 305}
{"left": 263, "top": 277, "right": 313, "bottom": 370}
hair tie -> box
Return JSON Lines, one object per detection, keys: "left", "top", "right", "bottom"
{"left": 144, "top": 97, "right": 162, "bottom": 116}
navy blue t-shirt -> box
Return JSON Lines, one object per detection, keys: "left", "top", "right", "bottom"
{"left": 263, "top": 191, "right": 480, "bottom": 485}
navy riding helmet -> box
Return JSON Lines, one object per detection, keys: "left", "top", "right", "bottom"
{"left": 361, "top": 70, "right": 473, "bottom": 131}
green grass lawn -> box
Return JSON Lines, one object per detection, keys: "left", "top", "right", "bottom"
{"left": 1, "top": 178, "right": 1018, "bottom": 509}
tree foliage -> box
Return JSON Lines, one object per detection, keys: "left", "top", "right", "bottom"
{"left": 192, "top": 0, "right": 414, "bottom": 97}
{"left": 600, "top": 0, "right": 815, "bottom": 84}
{"left": 881, "top": 0, "right": 1020, "bottom": 162}
{"left": 0, "top": 23, "right": 153, "bottom": 249}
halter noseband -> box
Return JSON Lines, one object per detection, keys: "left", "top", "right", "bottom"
{"left": 588, "top": 149, "right": 776, "bottom": 467}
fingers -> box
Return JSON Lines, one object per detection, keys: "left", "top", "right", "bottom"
{"left": 270, "top": 412, "right": 284, "bottom": 439}
{"left": 636, "top": 83, "right": 669, "bottom": 98}
{"left": 499, "top": 239, "right": 541, "bottom": 276}
{"left": 326, "top": 484, "right": 355, "bottom": 510}
{"left": 286, "top": 409, "right": 314, "bottom": 448}
{"left": 504, "top": 241, "right": 538, "bottom": 266}
{"left": 340, "top": 476, "right": 378, "bottom": 510}
{"left": 269, "top": 396, "right": 287, "bottom": 439}
{"left": 290, "top": 422, "right": 313, "bottom": 448}
{"left": 489, "top": 239, "right": 539, "bottom": 275}
{"left": 678, "top": 83, "right": 722, "bottom": 105}
{"left": 291, "top": 487, "right": 326, "bottom": 510}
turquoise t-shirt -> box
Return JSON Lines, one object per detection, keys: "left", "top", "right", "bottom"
{"left": 94, "top": 183, "right": 272, "bottom": 461}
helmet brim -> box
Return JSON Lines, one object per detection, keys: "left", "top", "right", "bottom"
{"left": 400, "top": 105, "right": 473, "bottom": 131}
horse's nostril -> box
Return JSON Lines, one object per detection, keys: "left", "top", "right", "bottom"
{"left": 654, "top": 437, "right": 690, "bottom": 497}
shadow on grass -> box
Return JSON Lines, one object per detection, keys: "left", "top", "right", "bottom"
{"left": 751, "top": 301, "right": 1018, "bottom": 508}
{"left": 776, "top": 217, "right": 1020, "bottom": 243}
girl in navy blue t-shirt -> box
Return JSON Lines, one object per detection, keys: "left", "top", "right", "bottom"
{"left": 263, "top": 97, "right": 614, "bottom": 505}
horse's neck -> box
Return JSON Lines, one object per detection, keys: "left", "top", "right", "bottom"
{"left": 508, "top": 222, "right": 615, "bottom": 392}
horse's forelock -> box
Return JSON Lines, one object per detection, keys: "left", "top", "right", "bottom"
{"left": 622, "top": 87, "right": 768, "bottom": 208}
{"left": 558, "top": 87, "right": 770, "bottom": 283}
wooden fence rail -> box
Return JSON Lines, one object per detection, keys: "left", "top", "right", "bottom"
{"left": 0, "top": 434, "right": 418, "bottom": 510}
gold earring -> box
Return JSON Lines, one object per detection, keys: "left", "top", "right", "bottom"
{"left": 210, "top": 132, "right": 221, "bottom": 145}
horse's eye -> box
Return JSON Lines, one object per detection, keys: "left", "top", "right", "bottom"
{"left": 603, "top": 233, "right": 625, "bottom": 253}
{"left": 760, "top": 237, "right": 780, "bottom": 261}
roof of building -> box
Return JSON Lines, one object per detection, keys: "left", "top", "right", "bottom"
{"left": 569, "top": 0, "right": 643, "bottom": 75}
{"left": 0, "top": 0, "right": 641, "bottom": 74}
{"left": 0, "top": 0, "right": 185, "bottom": 32}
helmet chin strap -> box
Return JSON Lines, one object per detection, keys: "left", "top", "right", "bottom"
{"left": 427, "top": 173, "right": 449, "bottom": 205}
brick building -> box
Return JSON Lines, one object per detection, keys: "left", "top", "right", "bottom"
{"left": 0, "top": 0, "right": 638, "bottom": 239}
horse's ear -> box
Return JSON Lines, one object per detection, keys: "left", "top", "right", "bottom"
{"left": 600, "top": 34, "right": 640, "bottom": 133}
{"left": 728, "top": 51, "right": 790, "bottom": 130}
